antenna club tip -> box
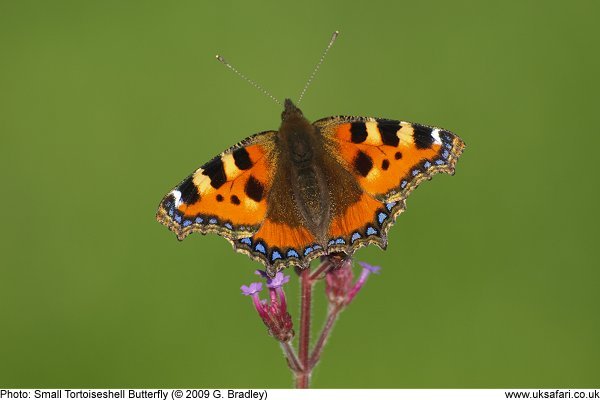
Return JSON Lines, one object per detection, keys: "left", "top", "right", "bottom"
{"left": 216, "top": 55, "right": 226, "bottom": 63}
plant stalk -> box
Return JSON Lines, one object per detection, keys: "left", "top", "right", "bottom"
{"left": 296, "top": 268, "right": 312, "bottom": 388}
{"left": 309, "top": 304, "right": 341, "bottom": 368}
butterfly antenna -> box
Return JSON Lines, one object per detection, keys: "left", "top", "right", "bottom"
{"left": 215, "top": 55, "right": 282, "bottom": 106}
{"left": 297, "top": 30, "right": 339, "bottom": 105}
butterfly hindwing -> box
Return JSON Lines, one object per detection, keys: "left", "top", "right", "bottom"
{"left": 156, "top": 131, "right": 277, "bottom": 241}
{"left": 233, "top": 143, "right": 330, "bottom": 274}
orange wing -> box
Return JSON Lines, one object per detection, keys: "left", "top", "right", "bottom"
{"left": 157, "top": 130, "right": 320, "bottom": 275}
{"left": 316, "top": 116, "right": 465, "bottom": 201}
{"left": 156, "top": 131, "right": 277, "bottom": 241}
{"left": 313, "top": 116, "right": 465, "bottom": 257}
{"left": 234, "top": 215, "right": 320, "bottom": 275}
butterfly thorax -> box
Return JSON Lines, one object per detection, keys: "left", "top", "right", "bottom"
{"left": 276, "top": 99, "right": 330, "bottom": 241}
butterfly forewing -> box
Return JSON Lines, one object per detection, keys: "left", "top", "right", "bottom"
{"left": 315, "top": 116, "right": 465, "bottom": 202}
{"left": 156, "top": 131, "right": 278, "bottom": 241}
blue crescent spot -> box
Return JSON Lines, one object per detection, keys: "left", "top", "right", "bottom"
{"left": 328, "top": 240, "right": 335, "bottom": 246}
{"left": 209, "top": 218, "right": 217, "bottom": 224}
{"left": 164, "top": 201, "right": 172, "bottom": 208}
{"left": 287, "top": 249, "right": 299, "bottom": 258}
{"left": 435, "top": 159, "right": 445, "bottom": 165}
{"left": 255, "top": 243, "right": 266, "bottom": 254}
{"left": 401, "top": 180, "right": 408, "bottom": 188}
{"left": 424, "top": 161, "right": 432, "bottom": 168}
{"left": 442, "top": 150, "right": 449, "bottom": 159}
{"left": 386, "top": 201, "right": 397, "bottom": 211}
{"left": 378, "top": 212, "right": 387, "bottom": 224}
{"left": 168, "top": 208, "right": 174, "bottom": 217}
{"left": 367, "top": 227, "right": 377, "bottom": 235}
{"left": 271, "top": 251, "right": 282, "bottom": 261}
{"left": 195, "top": 217, "right": 203, "bottom": 224}
{"left": 412, "top": 169, "right": 419, "bottom": 176}
{"left": 445, "top": 142, "right": 452, "bottom": 150}
{"left": 183, "top": 220, "right": 192, "bottom": 227}
{"left": 240, "top": 237, "right": 252, "bottom": 246}
{"left": 224, "top": 223, "right": 233, "bottom": 229}
{"left": 351, "top": 232, "right": 361, "bottom": 243}
{"left": 335, "top": 238, "right": 346, "bottom": 245}
{"left": 313, "top": 244, "right": 322, "bottom": 250}
{"left": 174, "top": 214, "right": 182, "bottom": 223}
{"left": 304, "top": 247, "right": 314, "bottom": 256}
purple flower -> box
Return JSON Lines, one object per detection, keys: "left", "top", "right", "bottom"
{"left": 254, "top": 269, "right": 269, "bottom": 278}
{"left": 358, "top": 262, "right": 381, "bottom": 274}
{"left": 266, "top": 272, "right": 290, "bottom": 289}
{"left": 241, "top": 273, "right": 293, "bottom": 342}
{"left": 345, "top": 261, "right": 382, "bottom": 305}
{"left": 325, "top": 258, "right": 354, "bottom": 306}
{"left": 241, "top": 282, "right": 263, "bottom": 296}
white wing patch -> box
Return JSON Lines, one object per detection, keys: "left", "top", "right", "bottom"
{"left": 431, "top": 128, "right": 442, "bottom": 145}
{"left": 171, "top": 190, "right": 183, "bottom": 207}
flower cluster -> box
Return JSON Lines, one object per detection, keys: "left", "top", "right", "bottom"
{"left": 241, "top": 258, "right": 382, "bottom": 388}
{"left": 325, "top": 260, "right": 381, "bottom": 307}
{"left": 241, "top": 271, "right": 294, "bottom": 342}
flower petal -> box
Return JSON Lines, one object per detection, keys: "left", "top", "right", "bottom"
{"left": 358, "top": 261, "right": 381, "bottom": 274}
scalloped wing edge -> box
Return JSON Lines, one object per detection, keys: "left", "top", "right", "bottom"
{"left": 156, "top": 201, "right": 256, "bottom": 241}
{"left": 228, "top": 198, "right": 407, "bottom": 276}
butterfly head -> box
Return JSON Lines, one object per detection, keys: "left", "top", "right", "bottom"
{"left": 279, "top": 98, "right": 313, "bottom": 142}
{"left": 281, "top": 98, "right": 304, "bottom": 122}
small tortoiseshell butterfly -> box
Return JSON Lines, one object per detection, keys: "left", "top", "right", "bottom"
{"left": 156, "top": 34, "right": 465, "bottom": 276}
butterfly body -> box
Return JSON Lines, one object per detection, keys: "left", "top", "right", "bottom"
{"left": 157, "top": 99, "right": 465, "bottom": 275}
{"left": 276, "top": 99, "right": 342, "bottom": 244}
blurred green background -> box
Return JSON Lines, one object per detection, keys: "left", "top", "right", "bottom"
{"left": 1, "top": 0, "right": 599, "bottom": 389}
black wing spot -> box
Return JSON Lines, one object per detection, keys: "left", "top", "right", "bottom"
{"left": 350, "top": 122, "right": 368, "bottom": 143}
{"left": 216, "top": 194, "right": 224, "bottom": 202}
{"left": 178, "top": 175, "right": 200, "bottom": 204}
{"left": 233, "top": 147, "right": 253, "bottom": 170}
{"left": 201, "top": 157, "right": 227, "bottom": 189}
{"left": 395, "top": 151, "right": 402, "bottom": 160}
{"left": 231, "top": 195, "right": 241, "bottom": 205}
{"left": 245, "top": 176, "right": 264, "bottom": 202}
{"left": 354, "top": 150, "right": 373, "bottom": 177}
{"left": 413, "top": 124, "right": 434, "bottom": 149}
{"left": 381, "top": 159, "right": 390, "bottom": 170}
{"left": 377, "top": 120, "right": 400, "bottom": 147}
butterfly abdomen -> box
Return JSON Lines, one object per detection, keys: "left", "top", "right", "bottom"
{"left": 294, "top": 166, "right": 330, "bottom": 235}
